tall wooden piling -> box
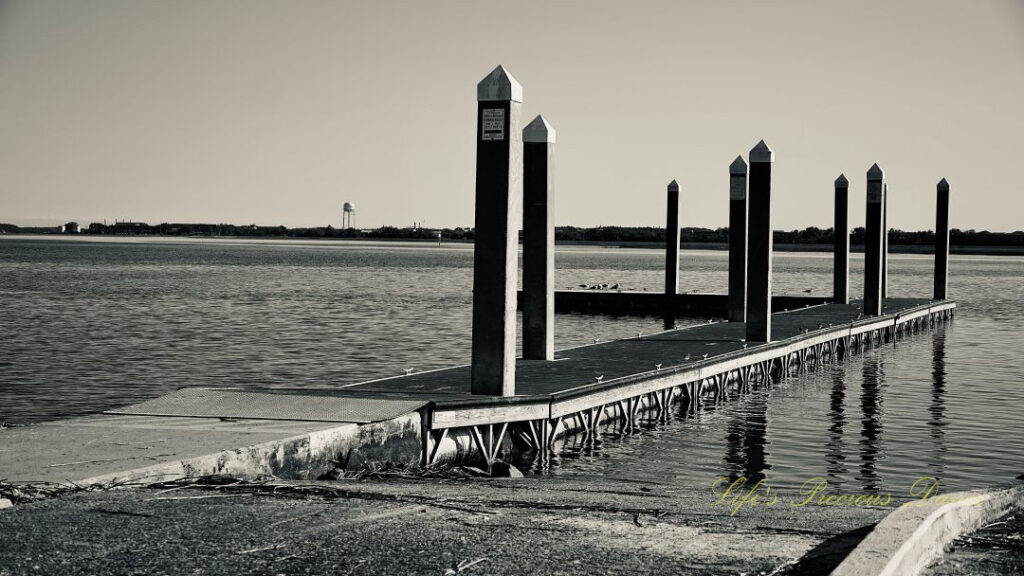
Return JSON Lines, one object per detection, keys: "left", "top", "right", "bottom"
{"left": 746, "top": 140, "right": 774, "bottom": 342}
{"left": 934, "top": 178, "right": 950, "bottom": 300}
{"left": 833, "top": 174, "right": 849, "bottom": 304}
{"left": 882, "top": 183, "right": 889, "bottom": 299}
{"left": 665, "top": 180, "right": 680, "bottom": 295}
{"left": 471, "top": 65, "right": 523, "bottom": 396}
{"left": 864, "top": 164, "right": 885, "bottom": 316}
{"left": 728, "top": 156, "right": 748, "bottom": 322}
{"left": 522, "top": 115, "right": 556, "bottom": 361}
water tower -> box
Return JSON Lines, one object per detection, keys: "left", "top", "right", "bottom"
{"left": 343, "top": 202, "right": 355, "bottom": 229}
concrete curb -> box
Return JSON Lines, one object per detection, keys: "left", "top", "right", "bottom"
{"left": 831, "top": 483, "right": 1024, "bottom": 576}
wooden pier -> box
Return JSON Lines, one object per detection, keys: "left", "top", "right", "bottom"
{"left": 331, "top": 297, "right": 956, "bottom": 467}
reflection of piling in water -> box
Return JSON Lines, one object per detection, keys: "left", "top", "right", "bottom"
{"left": 724, "top": 392, "right": 770, "bottom": 483}
{"left": 929, "top": 327, "right": 948, "bottom": 476}
{"left": 859, "top": 357, "right": 884, "bottom": 492}
{"left": 826, "top": 370, "right": 848, "bottom": 480}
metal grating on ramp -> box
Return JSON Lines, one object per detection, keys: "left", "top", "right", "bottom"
{"left": 106, "top": 388, "right": 427, "bottom": 424}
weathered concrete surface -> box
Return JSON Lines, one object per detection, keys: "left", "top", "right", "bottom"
{"left": 925, "top": 507, "right": 1024, "bottom": 575}
{"left": 0, "top": 413, "right": 421, "bottom": 484}
{"left": 0, "top": 475, "right": 891, "bottom": 576}
{"left": 833, "top": 483, "right": 1024, "bottom": 576}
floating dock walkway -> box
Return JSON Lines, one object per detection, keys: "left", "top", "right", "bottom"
{"left": 346, "top": 297, "right": 956, "bottom": 467}
{"left": 0, "top": 297, "right": 954, "bottom": 485}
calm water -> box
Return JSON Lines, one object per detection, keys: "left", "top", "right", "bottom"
{"left": 1, "top": 236, "right": 1022, "bottom": 493}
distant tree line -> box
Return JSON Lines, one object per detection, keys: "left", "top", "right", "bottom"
{"left": 2, "top": 221, "right": 1022, "bottom": 247}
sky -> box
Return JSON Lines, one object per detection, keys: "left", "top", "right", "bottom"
{"left": 1, "top": 0, "right": 1022, "bottom": 231}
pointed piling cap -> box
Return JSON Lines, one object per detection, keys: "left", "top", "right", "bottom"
{"left": 867, "top": 163, "right": 885, "bottom": 180}
{"left": 835, "top": 174, "right": 848, "bottom": 187}
{"left": 730, "top": 155, "right": 747, "bottom": 175}
{"left": 477, "top": 65, "right": 523, "bottom": 103}
{"left": 749, "top": 140, "right": 774, "bottom": 163}
{"left": 523, "top": 115, "right": 556, "bottom": 143}
{"left": 937, "top": 178, "right": 949, "bottom": 192}
{"left": 667, "top": 180, "right": 679, "bottom": 193}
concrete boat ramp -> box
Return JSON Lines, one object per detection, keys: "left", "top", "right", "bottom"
{"left": 0, "top": 297, "right": 955, "bottom": 486}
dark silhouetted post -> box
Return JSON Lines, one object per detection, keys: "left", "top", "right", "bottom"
{"left": 665, "top": 180, "right": 680, "bottom": 295}
{"left": 522, "top": 115, "right": 556, "bottom": 361}
{"left": 471, "top": 65, "right": 523, "bottom": 396}
{"left": 864, "top": 164, "right": 885, "bottom": 316}
{"left": 834, "top": 174, "right": 849, "bottom": 304}
{"left": 728, "top": 156, "right": 748, "bottom": 322}
{"left": 934, "top": 178, "right": 950, "bottom": 300}
{"left": 746, "top": 140, "right": 774, "bottom": 342}
{"left": 882, "top": 183, "right": 889, "bottom": 299}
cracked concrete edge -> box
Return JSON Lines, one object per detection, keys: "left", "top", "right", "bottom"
{"left": 75, "top": 413, "right": 422, "bottom": 487}
{"left": 831, "top": 482, "right": 1024, "bottom": 576}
